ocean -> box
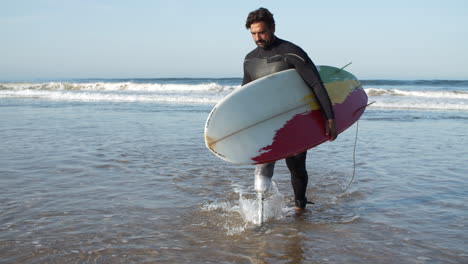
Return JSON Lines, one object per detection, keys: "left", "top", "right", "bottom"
{"left": 1, "top": 74, "right": 467, "bottom": 263}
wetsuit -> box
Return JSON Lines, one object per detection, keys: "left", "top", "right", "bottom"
{"left": 242, "top": 37, "right": 335, "bottom": 208}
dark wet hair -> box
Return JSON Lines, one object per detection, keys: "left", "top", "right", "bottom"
{"left": 245, "top": 7, "right": 275, "bottom": 29}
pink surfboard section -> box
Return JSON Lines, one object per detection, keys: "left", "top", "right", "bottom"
{"left": 252, "top": 87, "right": 367, "bottom": 163}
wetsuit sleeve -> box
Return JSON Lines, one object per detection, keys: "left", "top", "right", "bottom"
{"left": 242, "top": 59, "right": 252, "bottom": 85}
{"left": 286, "top": 50, "right": 335, "bottom": 120}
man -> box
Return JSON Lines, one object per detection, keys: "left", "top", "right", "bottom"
{"left": 242, "top": 8, "right": 337, "bottom": 210}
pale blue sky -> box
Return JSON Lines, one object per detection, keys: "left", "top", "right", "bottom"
{"left": 1, "top": 0, "right": 467, "bottom": 80}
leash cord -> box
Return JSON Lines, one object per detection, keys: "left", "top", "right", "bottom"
{"left": 341, "top": 120, "right": 359, "bottom": 194}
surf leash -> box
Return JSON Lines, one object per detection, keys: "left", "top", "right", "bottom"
{"left": 340, "top": 120, "right": 359, "bottom": 194}
{"left": 341, "top": 101, "right": 375, "bottom": 194}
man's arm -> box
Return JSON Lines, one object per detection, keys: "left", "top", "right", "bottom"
{"left": 285, "top": 49, "right": 337, "bottom": 140}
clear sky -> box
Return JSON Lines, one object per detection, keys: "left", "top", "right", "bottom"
{"left": 2, "top": 0, "right": 467, "bottom": 80}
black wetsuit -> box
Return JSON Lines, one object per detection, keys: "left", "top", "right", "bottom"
{"left": 243, "top": 37, "right": 334, "bottom": 208}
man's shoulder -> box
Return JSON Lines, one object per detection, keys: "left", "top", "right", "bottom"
{"left": 244, "top": 48, "right": 258, "bottom": 61}
{"left": 277, "top": 38, "right": 306, "bottom": 55}
{"left": 276, "top": 38, "right": 310, "bottom": 63}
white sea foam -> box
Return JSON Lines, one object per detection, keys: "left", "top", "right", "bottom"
{"left": 0, "top": 81, "right": 236, "bottom": 105}
{"left": 0, "top": 89, "right": 223, "bottom": 104}
{"left": 365, "top": 88, "right": 468, "bottom": 99}
{"left": 0, "top": 82, "right": 238, "bottom": 93}
{"left": 365, "top": 88, "right": 468, "bottom": 111}
{"left": 1, "top": 81, "right": 467, "bottom": 111}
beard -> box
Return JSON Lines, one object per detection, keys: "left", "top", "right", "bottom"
{"left": 256, "top": 40, "right": 266, "bottom": 46}
{"left": 255, "top": 35, "right": 275, "bottom": 49}
{"left": 256, "top": 39, "right": 271, "bottom": 49}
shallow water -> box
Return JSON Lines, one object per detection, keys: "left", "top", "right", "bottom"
{"left": 1, "top": 99, "right": 467, "bottom": 263}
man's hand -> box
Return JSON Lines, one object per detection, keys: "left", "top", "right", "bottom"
{"left": 325, "top": 119, "right": 337, "bottom": 141}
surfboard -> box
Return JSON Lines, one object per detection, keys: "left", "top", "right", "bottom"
{"left": 204, "top": 65, "right": 368, "bottom": 165}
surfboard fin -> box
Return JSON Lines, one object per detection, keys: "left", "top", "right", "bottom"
{"left": 329, "top": 62, "right": 353, "bottom": 77}
{"left": 353, "top": 101, "right": 375, "bottom": 116}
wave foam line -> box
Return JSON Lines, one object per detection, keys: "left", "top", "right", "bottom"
{"left": 0, "top": 82, "right": 238, "bottom": 93}
{"left": 0, "top": 90, "right": 221, "bottom": 104}
{"left": 365, "top": 88, "right": 468, "bottom": 99}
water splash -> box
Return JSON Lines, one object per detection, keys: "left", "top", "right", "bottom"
{"left": 200, "top": 182, "right": 290, "bottom": 234}
{"left": 238, "top": 182, "right": 289, "bottom": 225}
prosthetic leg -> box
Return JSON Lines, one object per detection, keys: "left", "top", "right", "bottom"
{"left": 254, "top": 162, "right": 274, "bottom": 224}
